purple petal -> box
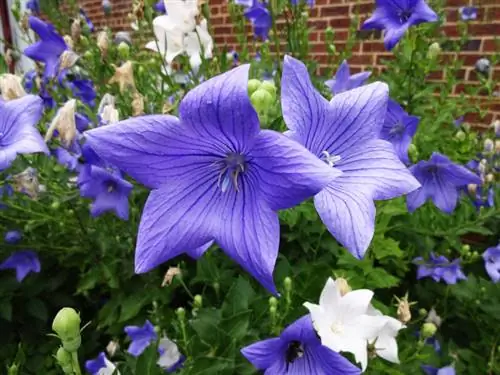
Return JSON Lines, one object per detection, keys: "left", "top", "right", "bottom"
{"left": 85, "top": 352, "right": 107, "bottom": 375}
{"left": 186, "top": 241, "right": 214, "bottom": 259}
{"left": 125, "top": 320, "right": 157, "bottom": 357}
{"left": 241, "top": 338, "right": 284, "bottom": 370}
{"left": 331, "top": 60, "right": 350, "bottom": 94}
{"left": 0, "top": 251, "right": 41, "bottom": 282}
{"left": 314, "top": 185, "right": 375, "bottom": 259}
{"left": 250, "top": 129, "right": 341, "bottom": 211}
{"left": 311, "top": 345, "right": 361, "bottom": 375}
{"left": 410, "top": 0, "right": 439, "bottom": 24}
{"left": 383, "top": 24, "right": 410, "bottom": 51}
{"left": 422, "top": 365, "right": 439, "bottom": 375}
{"left": 179, "top": 64, "right": 260, "bottom": 153}
{"left": 348, "top": 71, "right": 371, "bottom": 90}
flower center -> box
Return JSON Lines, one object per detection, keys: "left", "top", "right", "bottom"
{"left": 217, "top": 153, "right": 246, "bottom": 193}
{"left": 320, "top": 150, "right": 341, "bottom": 167}
{"left": 331, "top": 321, "right": 344, "bottom": 335}
{"left": 389, "top": 122, "right": 405, "bottom": 136}
{"left": 285, "top": 341, "right": 304, "bottom": 364}
{"left": 398, "top": 10, "right": 412, "bottom": 23}
{"left": 107, "top": 181, "right": 117, "bottom": 193}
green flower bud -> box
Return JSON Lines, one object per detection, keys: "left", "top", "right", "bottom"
{"left": 52, "top": 308, "right": 81, "bottom": 352}
{"left": 79, "top": 36, "right": 89, "bottom": 48}
{"left": 268, "top": 296, "right": 278, "bottom": 308}
{"left": 427, "top": 42, "right": 441, "bottom": 59}
{"left": 260, "top": 81, "right": 277, "bottom": 100}
{"left": 455, "top": 130, "right": 466, "bottom": 141}
{"left": 408, "top": 143, "right": 418, "bottom": 162}
{"left": 421, "top": 322, "right": 437, "bottom": 339}
{"left": 269, "top": 305, "right": 277, "bottom": 316}
{"left": 325, "top": 27, "right": 334, "bottom": 40}
{"left": 117, "top": 42, "right": 130, "bottom": 60}
{"left": 176, "top": 307, "right": 186, "bottom": 320}
{"left": 213, "top": 281, "right": 220, "bottom": 293}
{"left": 7, "top": 363, "right": 19, "bottom": 375}
{"left": 283, "top": 277, "right": 292, "bottom": 292}
{"left": 461, "top": 244, "right": 471, "bottom": 253}
{"left": 51, "top": 201, "right": 61, "bottom": 210}
{"left": 83, "top": 50, "right": 93, "bottom": 60}
{"left": 250, "top": 89, "right": 274, "bottom": 113}
{"left": 328, "top": 44, "right": 336, "bottom": 54}
{"left": 418, "top": 308, "right": 427, "bottom": 317}
{"left": 194, "top": 295, "right": 203, "bottom": 308}
{"left": 55, "top": 347, "right": 73, "bottom": 374}
{"left": 248, "top": 79, "right": 261, "bottom": 95}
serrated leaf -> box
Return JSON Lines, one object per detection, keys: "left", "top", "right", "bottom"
{"left": 190, "top": 308, "right": 223, "bottom": 344}
{"left": 119, "top": 294, "right": 149, "bottom": 323}
{"left": 222, "top": 277, "right": 254, "bottom": 315}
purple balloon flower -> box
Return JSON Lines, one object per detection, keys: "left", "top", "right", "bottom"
{"left": 53, "top": 147, "right": 81, "bottom": 171}
{"left": 290, "top": 0, "right": 315, "bottom": 6}
{"left": 459, "top": 6, "right": 478, "bottom": 21}
{"left": 24, "top": 16, "right": 68, "bottom": 79}
{"left": 77, "top": 164, "right": 133, "bottom": 220}
{"left": 0, "top": 251, "right": 41, "bottom": 282}
{"left": 79, "top": 8, "right": 95, "bottom": 32}
{"left": 381, "top": 99, "right": 419, "bottom": 164}
{"left": 125, "top": 320, "right": 157, "bottom": 357}
{"left": 325, "top": 60, "right": 371, "bottom": 95}
{"left": 407, "top": 152, "right": 482, "bottom": 213}
{"left": 362, "top": 0, "right": 438, "bottom": 50}
{"left": 413, "top": 253, "right": 467, "bottom": 285}
{"left": 453, "top": 116, "right": 464, "bottom": 128}
{"left": 4, "top": 230, "right": 22, "bottom": 244}
{"left": 68, "top": 78, "right": 97, "bottom": 108}
{"left": 26, "top": 0, "right": 40, "bottom": 14}
{"left": 85, "top": 352, "right": 117, "bottom": 375}
{"left": 242, "top": 315, "right": 361, "bottom": 374}
{"left": 84, "top": 65, "right": 337, "bottom": 293}
{"left": 244, "top": 2, "right": 272, "bottom": 40}
{"left": 483, "top": 244, "right": 500, "bottom": 283}
{"left": 154, "top": 0, "right": 166, "bottom": 13}
{"left": 0, "top": 95, "right": 48, "bottom": 171}
{"left": 422, "top": 365, "right": 456, "bottom": 375}
{"left": 281, "top": 56, "right": 420, "bottom": 259}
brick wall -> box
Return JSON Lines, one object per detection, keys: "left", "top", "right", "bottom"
{"left": 80, "top": 0, "right": 500, "bottom": 125}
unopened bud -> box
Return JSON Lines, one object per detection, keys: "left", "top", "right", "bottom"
{"left": 418, "top": 308, "right": 427, "bottom": 317}
{"left": 283, "top": 277, "right": 292, "bottom": 292}
{"left": 117, "top": 41, "right": 130, "bottom": 60}
{"left": 248, "top": 79, "right": 261, "bottom": 95}
{"left": 213, "top": 281, "right": 220, "bottom": 293}
{"left": 102, "top": 0, "right": 112, "bottom": 15}
{"left": 260, "top": 80, "right": 277, "bottom": 100}
{"left": 71, "top": 18, "right": 81, "bottom": 42}
{"left": 269, "top": 296, "right": 278, "bottom": 308}
{"left": 485, "top": 173, "right": 494, "bottom": 183}
{"left": 427, "top": 42, "right": 441, "bottom": 59}
{"left": 194, "top": 295, "right": 203, "bottom": 308}
{"left": 176, "top": 307, "right": 186, "bottom": 320}
{"left": 132, "top": 92, "right": 144, "bottom": 116}
{"left": 106, "top": 340, "right": 119, "bottom": 357}
{"left": 396, "top": 294, "right": 412, "bottom": 324}
{"left": 455, "top": 130, "right": 466, "bottom": 141}
{"left": 250, "top": 89, "right": 273, "bottom": 113}
{"left": 335, "top": 277, "right": 351, "bottom": 296}
{"left": 58, "top": 50, "right": 79, "bottom": 72}
{"left": 55, "top": 347, "right": 73, "bottom": 374}
{"left": 325, "top": 27, "right": 334, "bottom": 40}
{"left": 468, "top": 184, "right": 477, "bottom": 195}
{"left": 269, "top": 305, "right": 277, "bottom": 316}
{"left": 63, "top": 35, "right": 74, "bottom": 50}
{"left": 0, "top": 74, "right": 26, "bottom": 100}
{"left": 97, "top": 31, "right": 109, "bottom": 58}
{"left": 7, "top": 363, "right": 18, "bottom": 375}
{"left": 421, "top": 322, "right": 437, "bottom": 339}
{"left": 475, "top": 58, "right": 491, "bottom": 75}
{"left": 161, "top": 266, "right": 181, "bottom": 287}
{"left": 484, "top": 138, "right": 494, "bottom": 153}
{"left": 408, "top": 143, "right": 418, "bottom": 161}
{"left": 52, "top": 308, "right": 81, "bottom": 352}
{"left": 45, "top": 99, "right": 77, "bottom": 147}
{"left": 461, "top": 244, "right": 471, "bottom": 253}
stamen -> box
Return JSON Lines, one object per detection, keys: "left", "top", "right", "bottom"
{"left": 216, "top": 153, "right": 247, "bottom": 193}
{"left": 321, "top": 150, "right": 341, "bottom": 167}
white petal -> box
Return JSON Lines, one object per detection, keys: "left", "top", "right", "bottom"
{"left": 339, "top": 289, "right": 374, "bottom": 323}
{"left": 196, "top": 19, "right": 213, "bottom": 59}
{"left": 318, "top": 277, "right": 341, "bottom": 316}
{"left": 375, "top": 334, "right": 400, "bottom": 364}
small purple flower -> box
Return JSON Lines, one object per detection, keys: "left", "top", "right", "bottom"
{"left": 244, "top": 2, "right": 272, "bottom": 40}
{"left": 407, "top": 153, "right": 482, "bottom": 213}
{"left": 76, "top": 112, "right": 92, "bottom": 132}
{"left": 381, "top": 99, "right": 419, "bottom": 164}
{"left": 422, "top": 365, "right": 456, "bottom": 375}
{"left": 77, "top": 164, "right": 133, "bottom": 220}
{"left": 24, "top": 17, "right": 68, "bottom": 79}
{"left": 79, "top": 8, "right": 95, "bottom": 32}
{"left": 459, "top": 6, "right": 478, "bottom": 21}
{"left": 453, "top": 116, "right": 464, "bottom": 128}
{"left": 26, "top": 0, "right": 40, "bottom": 14}
{"left": 157, "top": 337, "right": 184, "bottom": 372}
{"left": 124, "top": 320, "right": 157, "bottom": 357}
{"left": 53, "top": 147, "right": 81, "bottom": 171}
{"left": 4, "top": 230, "right": 22, "bottom": 244}
{"left": 85, "top": 352, "right": 118, "bottom": 375}
{"left": 0, "top": 184, "right": 14, "bottom": 209}
{"left": 154, "top": 0, "right": 166, "bottom": 13}
{"left": 235, "top": 0, "right": 254, "bottom": 6}
{"left": 85, "top": 65, "right": 336, "bottom": 293}
{"left": 0, "top": 95, "right": 48, "bottom": 171}
{"left": 482, "top": 244, "right": 500, "bottom": 283}
{"left": 290, "top": 0, "right": 314, "bottom": 6}
{"left": 325, "top": 60, "right": 371, "bottom": 95}
{"left": 362, "top": 0, "right": 438, "bottom": 50}
{"left": 242, "top": 315, "right": 361, "bottom": 374}
{"left": 68, "top": 78, "right": 97, "bottom": 107}
{"left": 0, "top": 251, "right": 41, "bottom": 282}
{"left": 413, "top": 253, "right": 467, "bottom": 285}
{"left": 281, "top": 56, "right": 420, "bottom": 259}
{"left": 23, "top": 70, "right": 38, "bottom": 92}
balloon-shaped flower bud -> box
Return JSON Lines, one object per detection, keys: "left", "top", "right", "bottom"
{"left": 55, "top": 347, "right": 74, "bottom": 374}
{"left": 260, "top": 80, "right": 277, "bottom": 101}
{"left": 427, "top": 42, "right": 441, "bottom": 59}
{"left": 52, "top": 308, "right": 81, "bottom": 352}
{"left": 250, "top": 88, "right": 273, "bottom": 113}
{"left": 247, "top": 79, "right": 261, "bottom": 95}
{"left": 421, "top": 322, "right": 437, "bottom": 339}
{"left": 102, "top": 0, "right": 112, "bottom": 15}
{"left": 117, "top": 41, "right": 130, "bottom": 60}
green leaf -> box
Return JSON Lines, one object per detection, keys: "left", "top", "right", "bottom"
{"left": 190, "top": 308, "right": 223, "bottom": 344}
{"left": 26, "top": 298, "right": 48, "bottom": 322}
{"left": 222, "top": 277, "right": 254, "bottom": 315}
{"left": 0, "top": 300, "right": 12, "bottom": 321}
{"left": 371, "top": 236, "right": 404, "bottom": 260}
{"left": 135, "top": 344, "right": 159, "bottom": 375}
{"left": 366, "top": 268, "right": 400, "bottom": 289}
{"left": 119, "top": 294, "right": 150, "bottom": 323}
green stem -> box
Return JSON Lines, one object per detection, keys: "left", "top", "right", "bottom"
{"left": 178, "top": 277, "right": 194, "bottom": 300}
{"left": 71, "top": 352, "right": 81, "bottom": 375}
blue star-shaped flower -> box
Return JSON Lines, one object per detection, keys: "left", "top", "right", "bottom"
{"left": 0, "top": 251, "right": 41, "bottom": 282}
{"left": 459, "top": 6, "right": 477, "bottom": 21}
{"left": 0, "top": 95, "right": 48, "bottom": 171}
{"left": 85, "top": 64, "right": 337, "bottom": 293}
{"left": 422, "top": 364, "right": 456, "bottom": 375}
{"left": 325, "top": 60, "right": 371, "bottom": 95}
{"left": 407, "top": 152, "right": 481, "bottom": 213}
{"left": 244, "top": 2, "right": 272, "bottom": 40}
{"left": 483, "top": 244, "right": 500, "bottom": 283}
{"left": 85, "top": 352, "right": 117, "bottom": 375}
{"left": 24, "top": 16, "right": 68, "bottom": 79}
{"left": 281, "top": 56, "right": 420, "bottom": 259}
{"left": 381, "top": 99, "right": 419, "bottom": 164}
{"left": 124, "top": 320, "right": 157, "bottom": 357}
{"left": 26, "top": 0, "right": 40, "bottom": 14}
{"left": 242, "top": 315, "right": 361, "bottom": 374}
{"left": 413, "top": 253, "right": 466, "bottom": 285}
{"left": 4, "top": 230, "right": 22, "bottom": 244}
{"left": 362, "top": 0, "right": 438, "bottom": 50}
{"left": 154, "top": 0, "right": 166, "bottom": 13}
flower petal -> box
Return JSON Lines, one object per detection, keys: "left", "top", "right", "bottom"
{"left": 311, "top": 345, "right": 361, "bottom": 375}
{"left": 314, "top": 185, "right": 376, "bottom": 259}
{"left": 85, "top": 115, "right": 221, "bottom": 189}
{"left": 179, "top": 64, "right": 260, "bottom": 153}
{"left": 250, "top": 130, "right": 341, "bottom": 211}
{"left": 318, "top": 278, "right": 341, "bottom": 313}
{"left": 241, "top": 338, "right": 284, "bottom": 370}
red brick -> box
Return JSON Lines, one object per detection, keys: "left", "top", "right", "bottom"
{"left": 321, "top": 5, "right": 350, "bottom": 18}
{"left": 328, "top": 18, "right": 352, "bottom": 29}
{"left": 468, "top": 23, "right": 500, "bottom": 36}
{"left": 483, "top": 39, "right": 500, "bottom": 52}
{"left": 362, "top": 41, "right": 385, "bottom": 53}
